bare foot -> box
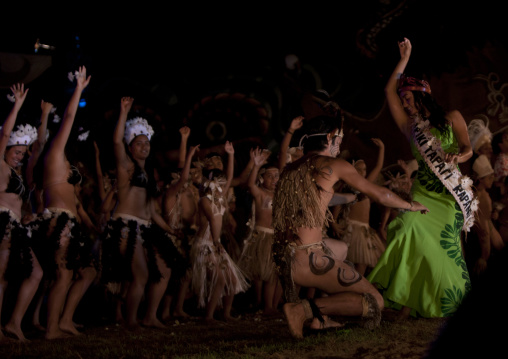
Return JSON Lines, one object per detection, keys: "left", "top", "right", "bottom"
{"left": 4, "top": 323, "right": 29, "bottom": 342}
{"left": 222, "top": 314, "right": 239, "bottom": 323}
{"left": 0, "top": 333, "right": 15, "bottom": 343}
{"left": 309, "top": 315, "right": 344, "bottom": 330}
{"left": 172, "top": 310, "right": 190, "bottom": 318}
{"left": 140, "top": 319, "right": 168, "bottom": 329}
{"left": 33, "top": 323, "right": 46, "bottom": 332}
{"left": 283, "top": 302, "right": 307, "bottom": 339}
{"left": 59, "top": 322, "right": 83, "bottom": 336}
{"left": 45, "top": 329, "right": 73, "bottom": 340}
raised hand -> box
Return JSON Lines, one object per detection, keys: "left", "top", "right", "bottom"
{"left": 224, "top": 141, "right": 234, "bottom": 155}
{"left": 371, "top": 138, "right": 385, "bottom": 149}
{"left": 289, "top": 116, "right": 304, "bottom": 132}
{"left": 398, "top": 37, "right": 412, "bottom": 59}
{"left": 120, "top": 97, "right": 134, "bottom": 114}
{"left": 10, "top": 83, "right": 28, "bottom": 105}
{"left": 179, "top": 126, "right": 191, "bottom": 139}
{"left": 75, "top": 66, "right": 91, "bottom": 89}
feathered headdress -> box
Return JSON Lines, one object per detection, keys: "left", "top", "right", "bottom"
{"left": 0, "top": 124, "right": 38, "bottom": 146}
{"left": 124, "top": 117, "right": 154, "bottom": 145}
{"left": 467, "top": 116, "right": 492, "bottom": 154}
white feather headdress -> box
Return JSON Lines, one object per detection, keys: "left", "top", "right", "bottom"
{"left": 124, "top": 117, "right": 154, "bottom": 145}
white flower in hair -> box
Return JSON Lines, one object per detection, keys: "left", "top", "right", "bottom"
{"left": 53, "top": 113, "right": 61, "bottom": 123}
{"left": 124, "top": 117, "right": 154, "bottom": 144}
{"left": 78, "top": 130, "right": 90, "bottom": 142}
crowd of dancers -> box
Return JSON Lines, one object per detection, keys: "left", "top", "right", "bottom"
{"left": 1, "top": 37, "right": 507, "bottom": 344}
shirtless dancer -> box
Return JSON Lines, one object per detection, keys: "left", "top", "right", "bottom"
{"left": 272, "top": 115, "right": 428, "bottom": 339}
{"left": 161, "top": 127, "right": 200, "bottom": 320}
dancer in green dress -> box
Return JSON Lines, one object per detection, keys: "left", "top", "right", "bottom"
{"left": 367, "top": 38, "right": 476, "bottom": 319}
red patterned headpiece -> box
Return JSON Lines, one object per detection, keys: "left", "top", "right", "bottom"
{"left": 398, "top": 74, "right": 431, "bottom": 94}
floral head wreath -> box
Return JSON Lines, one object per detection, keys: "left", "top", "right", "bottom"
{"left": 0, "top": 124, "right": 38, "bottom": 146}
{"left": 398, "top": 74, "right": 431, "bottom": 94}
{"left": 124, "top": 117, "right": 154, "bottom": 145}
{"left": 202, "top": 170, "right": 226, "bottom": 195}
{"left": 467, "top": 116, "right": 492, "bottom": 154}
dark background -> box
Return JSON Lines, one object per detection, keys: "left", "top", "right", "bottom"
{"left": 1, "top": 1, "right": 507, "bottom": 172}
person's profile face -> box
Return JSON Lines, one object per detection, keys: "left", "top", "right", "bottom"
{"left": 399, "top": 91, "right": 418, "bottom": 116}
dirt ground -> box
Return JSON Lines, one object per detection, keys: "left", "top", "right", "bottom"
{"left": 1, "top": 287, "right": 449, "bottom": 359}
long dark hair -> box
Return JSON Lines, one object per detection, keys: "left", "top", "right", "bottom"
{"left": 301, "top": 115, "right": 343, "bottom": 154}
{"left": 413, "top": 91, "right": 449, "bottom": 135}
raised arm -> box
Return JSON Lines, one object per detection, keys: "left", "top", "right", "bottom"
{"left": 113, "top": 97, "right": 134, "bottom": 169}
{"left": 247, "top": 147, "right": 270, "bottom": 198}
{"left": 47, "top": 66, "right": 90, "bottom": 161}
{"left": 366, "top": 138, "right": 385, "bottom": 182}
{"left": 0, "top": 83, "right": 28, "bottom": 158}
{"left": 385, "top": 38, "right": 412, "bottom": 139}
{"left": 230, "top": 151, "right": 256, "bottom": 188}
{"left": 278, "top": 116, "right": 304, "bottom": 170}
{"left": 25, "top": 100, "right": 53, "bottom": 188}
{"left": 177, "top": 126, "right": 191, "bottom": 169}
{"left": 166, "top": 144, "right": 200, "bottom": 197}
{"left": 223, "top": 141, "right": 235, "bottom": 194}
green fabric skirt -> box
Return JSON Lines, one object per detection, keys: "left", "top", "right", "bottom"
{"left": 367, "top": 159, "right": 471, "bottom": 318}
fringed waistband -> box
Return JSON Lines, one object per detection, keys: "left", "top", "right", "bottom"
{"left": 45, "top": 207, "right": 76, "bottom": 218}
{"left": 113, "top": 212, "right": 151, "bottom": 226}
{"left": 289, "top": 240, "right": 326, "bottom": 254}
{"left": 0, "top": 206, "right": 20, "bottom": 223}
{"left": 347, "top": 219, "right": 369, "bottom": 228}
{"left": 255, "top": 225, "right": 274, "bottom": 234}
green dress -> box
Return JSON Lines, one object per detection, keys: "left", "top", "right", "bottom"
{"left": 367, "top": 125, "right": 471, "bottom": 317}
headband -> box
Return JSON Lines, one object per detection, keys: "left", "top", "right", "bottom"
{"left": 398, "top": 74, "right": 431, "bottom": 94}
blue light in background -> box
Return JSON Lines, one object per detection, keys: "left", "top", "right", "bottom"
{"left": 79, "top": 99, "right": 86, "bottom": 108}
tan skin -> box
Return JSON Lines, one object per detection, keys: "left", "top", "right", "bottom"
{"left": 0, "top": 84, "right": 43, "bottom": 342}
{"left": 113, "top": 96, "right": 176, "bottom": 330}
{"left": 195, "top": 141, "right": 238, "bottom": 322}
{"left": 473, "top": 172, "right": 504, "bottom": 275}
{"left": 160, "top": 139, "right": 200, "bottom": 320}
{"left": 386, "top": 38, "right": 472, "bottom": 164}
{"left": 383, "top": 37, "right": 472, "bottom": 319}
{"left": 282, "top": 130, "right": 428, "bottom": 338}
{"left": 247, "top": 148, "right": 283, "bottom": 315}
{"left": 41, "top": 67, "right": 99, "bottom": 339}
{"left": 345, "top": 138, "right": 385, "bottom": 275}
{"left": 278, "top": 116, "right": 304, "bottom": 171}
